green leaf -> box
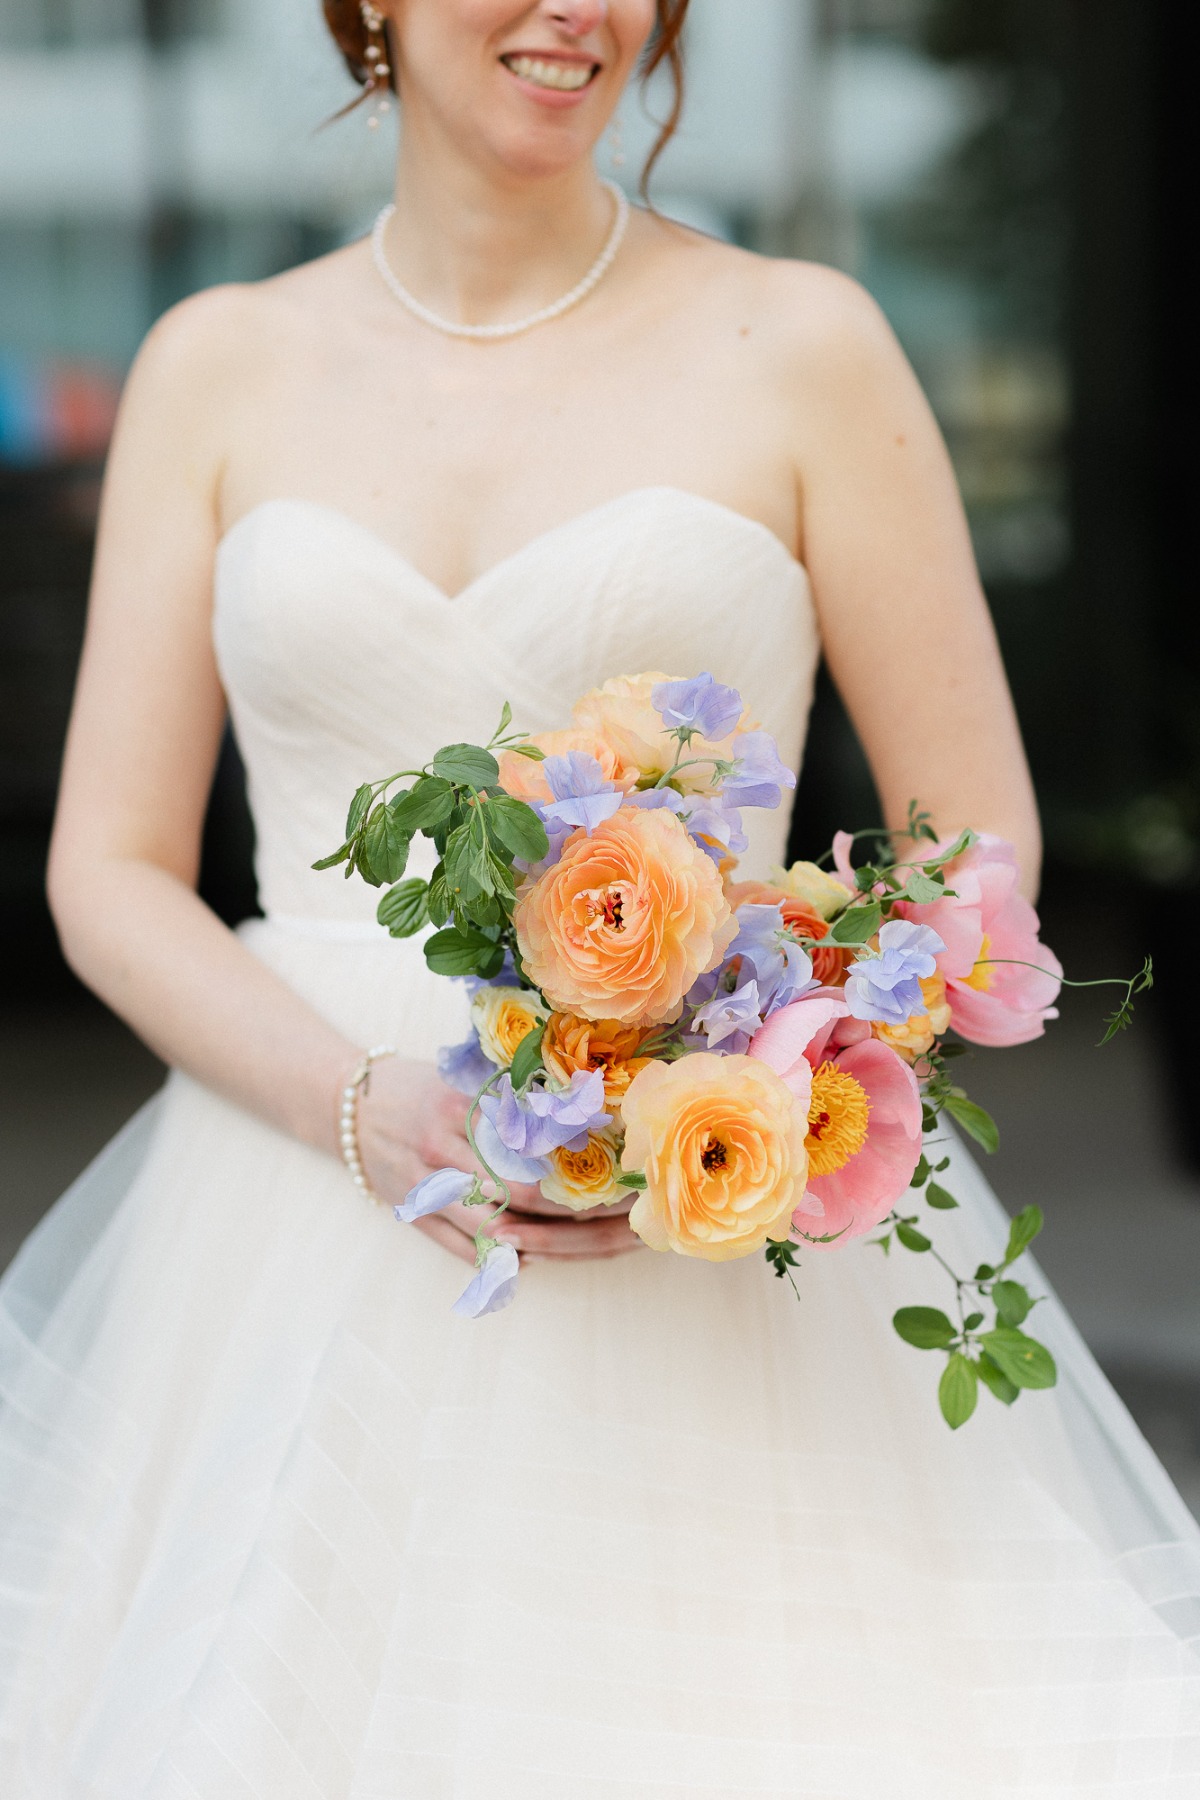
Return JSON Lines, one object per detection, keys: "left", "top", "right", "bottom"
{"left": 926, "top": 1182, "right": 959, "bottom": 1211}
{"left": 1003, "top": 1204, "right": 1044, "bottom": 1266}
{"left": 978, "top": 1327, "right": 1057, "bottom": 1390}
{"left": 352, "top": 834, "right": 383, "bottom": 889}
{"left": 939, "top": 1353, "right": 979, "bottom": 1429}
{"left": 509, "top": 1020, "right": 547, "bottom": 1092}
{"left": 312, "top": 842, "right": 352, "bottom": 871}
{"left": 903, "top": 871, "right": 944, "bottom": 904}
{"left": 925, "top": 828, "right": 976, "bottom": 870}
{"left": 363, "top": 803, "right": 411, "bottom": 885}
{"left": 424, "top": 926, "right": 503, "bottom": 978}
{"left": 621, "top": 1169, "right": 649, "bottom": 1191}
{"left": 426, "top": 865, "right": 451, "bottom": 927}
{"left": 377, "top": 878, "right": 430, "bottom": 938}
{"left": 432, "top": 743, "right": 501, "bottom": 789}
{"left": 488, "top": 795, "right": 550, "bottom": 863}
{"left": 895, "top": 1221, "right": 932, "bottom": 1253}
{"left": 910, "top": 1155, "right": 930, "bottom": 1188}
{"left": 893, "top": 1306, "right": 957, "bottom": 1350}
{"left": 507, "top": 742, "right": 546, "bottom": 762}
{"left": 830, "top": 901, "right": 883, "bottom": 945}
{"left": 346, "top": 783, "right": 373, "bottom": 838}
{"left": 493, "top": 700, "right": 513, "bottom": 740}
{"left": 992, "top": 1278, "right": 1033, "bottom": 1328}
{"left": 944, "top": 1093, "right": 1000, "bottom": 1154}
{"left": 977, "top": 1352, "right": 1020, "bottom": 1406}
{"left": 963, "top": 1311, "right": 985, "bottom": 1331}
{"left": 390, "top": 776, "right": 455, "bottom": 834}
{"left": 974, "top": 1263, "right": 996, "bottom": 1282}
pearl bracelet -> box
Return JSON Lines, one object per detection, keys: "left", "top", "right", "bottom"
{"left": 339, "top": 1044, "right": 397, "bottom": 1205}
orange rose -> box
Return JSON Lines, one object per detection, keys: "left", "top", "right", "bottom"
{"left": 514, "top": 806, "right": 737, "bottom": 1028}
{"left": 621, "top": 1054, "right": 806, "bottom": 1261}
{"left": 572, "top": 673, "right": 749, "bottom": 796}
{"left": 726, "top": 879, "right": 852, "bottom": 988}
{"left": 497, "top": 729, "right": 628, "bottom": 805}
{"left": 470, "top": 985, "right": 549, "bottom": 1068}
{"left": 542, "top": 1012, "right": 654, "bottom": 1109}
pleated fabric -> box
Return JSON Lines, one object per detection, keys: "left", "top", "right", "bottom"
{"left": 2, "top": 492, "right": 1198, "bottom": 1794}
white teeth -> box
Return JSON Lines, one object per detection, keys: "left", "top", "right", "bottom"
{"left": 505, "top": 55, "right": 594, "bottom": 92}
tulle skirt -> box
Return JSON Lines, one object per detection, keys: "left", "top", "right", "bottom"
{"left": 2, "top": 916, "right": 1199, "bottom": 1798}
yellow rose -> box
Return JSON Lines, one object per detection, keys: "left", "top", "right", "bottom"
{"left": 572, "top": 673, "right": 749, "bottom": 796}
{"left": 621, "top": 1054, "right": 807, "bottom": 1261}
{"left": 542, "top": 1012, "right": 654, "bottom": 1111}
{"left": 514, "top": 806, "right": 737, "bottom": 1029}
{"left": 470, "top": 985, "right": 549, "bottom": 1068}
{"left": 768, "top": 860, "right": 855, "bottom": 923}
{"left": 541, "top": 1127, "right": 631, "bottom": 1212}
{"left": 497, "top": 729, "right": 629, "bottom": 805}
{"left": 872, "top": 974, "right": 952, "bottom": 1060}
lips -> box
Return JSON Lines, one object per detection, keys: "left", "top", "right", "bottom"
{"left": 500, "top": 53, "right": 600, "bottom": 93}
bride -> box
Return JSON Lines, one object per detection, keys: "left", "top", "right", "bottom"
{"left": 2, "top": 1, "right": 1198, "bottom": 1793}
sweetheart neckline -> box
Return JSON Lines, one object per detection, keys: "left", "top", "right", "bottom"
{"left": 215, "top": 486, "right": 806, "bottom": 604}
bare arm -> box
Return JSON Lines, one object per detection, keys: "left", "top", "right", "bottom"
{"left": 46, "top": 289, "right": 636, "bottom": 1261}
{"left": 784, "top": 269, "right": 1042, "bottom": 896}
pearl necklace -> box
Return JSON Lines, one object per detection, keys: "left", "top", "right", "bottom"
{"left": 370, "top": 179, "right": 630, "bottom": 341}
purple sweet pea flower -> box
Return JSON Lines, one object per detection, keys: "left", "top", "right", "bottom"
{"left": 452, "top": 1243, "right": 520, "bottom": 1319}
{"left": 693, "top": 976, "right": 764, "bottom": 1052}
{"left": 844, "top": 920, "right": 946, "bottom": 1025}
{"left": 625, "top": 786, "right": 687, "bottom": 815}
{"left": 539, "top": 752, "right": 624, "bottom": 835}
{"left": 473, "top": 1112, "right": 549, "bottom": 1184}
{"left": 437, "top": 1031, "right": 495, "bottom": 1096}
{"left": 723, "top": 731, "right": 797, "bottom": 812}
{"left": 395, "top": 1167, "right": 475, "bottom": 1224}
{"left": 680, "top": 795, "right": 748, "bottom": 864}
{"left": 652, "top": 673, "right": 745, "bottom": 742}
{"left": 731, "top": 903, "right": 817, "bottom": 1016}
{"left": 480, "top": 1068, "right": 611, "bottom": 1161}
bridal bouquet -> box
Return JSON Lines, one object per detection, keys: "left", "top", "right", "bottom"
{"left": 317, "top": 672, "right": 1150, "bottom": 1430}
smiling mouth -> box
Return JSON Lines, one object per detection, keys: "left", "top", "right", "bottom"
{"left": 501, "top": 54, "right": 600, "bottom": 93}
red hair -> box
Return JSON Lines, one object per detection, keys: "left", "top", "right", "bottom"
{"left": 321, "top": 1, "right": 690, "bottom": 193}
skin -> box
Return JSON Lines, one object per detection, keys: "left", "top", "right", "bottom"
{"left": 47, "top": 0, "right": 1041, "bottom": 1268}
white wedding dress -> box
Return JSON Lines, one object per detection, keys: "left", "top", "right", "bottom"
{"left": 2, "top": 488, "right": 1199, "bottom": 1798}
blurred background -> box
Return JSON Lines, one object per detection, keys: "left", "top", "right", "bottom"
{"left": 2, "top": 1, "right": 1197, "bottom": 1494}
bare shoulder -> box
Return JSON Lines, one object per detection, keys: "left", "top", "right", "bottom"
{"left": 642, "top": 218, "right": 905, "bottom": 391}
{"left": 125, "top": 240, "right": 361, "bottom": 407}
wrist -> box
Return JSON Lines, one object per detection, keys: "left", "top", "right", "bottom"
{"left": 337, "top": 1045, "right": 397, "bottom": 1205}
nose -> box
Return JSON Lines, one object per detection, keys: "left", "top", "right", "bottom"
{"left": 546, "top": 0, "right": 608, "bottom": 35}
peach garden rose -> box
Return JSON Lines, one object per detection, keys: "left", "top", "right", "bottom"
{"left": 620, "top": 1054, "right": 807, "bottom": 1261}
{"left": 514, "top": 805, "right": 737, "bottom": 1028}
{"left": 572, "top": 672, "right": 748, "bottom": 795}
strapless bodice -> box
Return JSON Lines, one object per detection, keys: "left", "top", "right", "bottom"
{"left": 212, "top": 488, "right": 821, "bottom": 922}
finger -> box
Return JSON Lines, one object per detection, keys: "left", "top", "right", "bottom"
{"left": 412, "top": 1213, "right": 479, "bottom": 1265}
{"left": 505, "top": 1193, "right": 636, "bottom": 1223}
{"left": 492, "top": 1213, "right": 641, "bottom": 1258}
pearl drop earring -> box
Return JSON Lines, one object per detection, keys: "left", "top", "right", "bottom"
{"left": 360, "top": 1, "right": 393, "bottom": 129}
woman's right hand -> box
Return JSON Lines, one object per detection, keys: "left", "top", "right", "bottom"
{"left": 355, "top": 1056, "right": 643, "bottom": 1266}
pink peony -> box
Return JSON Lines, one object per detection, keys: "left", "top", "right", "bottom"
{"left": 895, "top": 834, "right": 1061, "bottom": 1047}
{"left": 749, "top": 993, "right": 923, "bottom": 1244}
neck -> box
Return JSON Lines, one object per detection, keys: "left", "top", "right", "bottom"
{"left": 384, "top": 134, "right": 616, "bottom": 329}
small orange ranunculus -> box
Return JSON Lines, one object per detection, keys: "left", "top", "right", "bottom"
{"left": 497, "top": 729, "right": 629, "bottom": 806}
{"left": 872, "top": 973, "right": 952, "bottom": 1060}
{"left": 620, "top": 1053, "right": 807, "bottom": 1262}
{"left": 542, "top": 1012, "right": 654, "bottom": 1110}
{"left": 541, "top": 1127, "right": 632, "bottom": 1213}
{"left": 514, "top": 806, "right": 737, "bottom": 1029}
{"left": 726, "top": 880, "right": 853, "bottom": 988}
